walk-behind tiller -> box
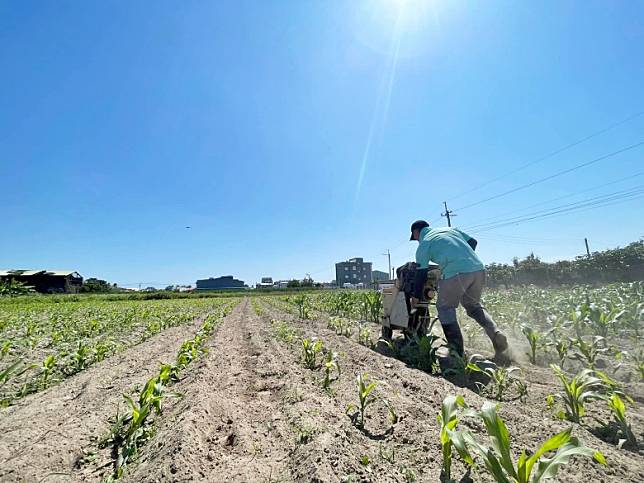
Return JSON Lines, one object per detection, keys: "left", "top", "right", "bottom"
{"left": 378, "top": 262, "right": 441, "bottom": 341}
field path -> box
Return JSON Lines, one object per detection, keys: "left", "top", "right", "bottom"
{"left": 0, "top": 310, "right": 219, "bottom": 483}
{"left": 123, "top": 298, "right": 314, "bottom": 482}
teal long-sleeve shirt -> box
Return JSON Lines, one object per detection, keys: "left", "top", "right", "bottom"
{"left": 415, "top": 226, "right": 484, "bottom": 280}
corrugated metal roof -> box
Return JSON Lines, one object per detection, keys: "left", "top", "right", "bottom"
{"left": 0, "top": 269, "right": 80, "bottom": 277}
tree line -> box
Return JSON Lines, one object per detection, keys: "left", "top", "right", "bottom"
{"left": 485, "top": 239, "right": 644, "bottom": 288}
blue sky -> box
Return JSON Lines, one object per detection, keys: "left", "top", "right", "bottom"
{"left": 1, "top": 0, "right": 643, "bottom": 287}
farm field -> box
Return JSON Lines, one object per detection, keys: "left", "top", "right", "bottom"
{"left": 0, "top": 284, "right": 642, "bottom": 482}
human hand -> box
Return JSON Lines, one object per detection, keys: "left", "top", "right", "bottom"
{"left": 411, "top": 297, "right": 419, "bottom": 308}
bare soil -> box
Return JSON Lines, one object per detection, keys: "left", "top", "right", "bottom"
{"left": 2, "top": 299, "right": 642, "bottom": 482}
{"left": 0, "top": 312, "right": 215, "bottom": 483}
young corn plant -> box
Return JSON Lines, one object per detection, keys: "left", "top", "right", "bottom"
{"left": 0, "top": 360, "right": 35, "bottom": 389}
{"left": 382, "top": 398, "right": 399, "bottom": 426}
{"left": 301, "top": 338, "right": 323, "bottom": 369}
{"left": 482, "top": 366, "right": 521, "bottom": 401}
{"left": 365, "top": 291, "right": 383, "bottom": 323}
{"left": 292, "top": 294, "right": 310, "bottom": 320}
{"left": 358, "top": 324, "right": 373, "bottom": 348}
{"left": 547, "top": 336, "right": 571, "bottom": 370}
{"left": 40, "top": 354, "right": 56, "bottom": 388}
{"left": 570, "top": 336, "right": 608, "bottom": 370}
{"left": 521, "top": 325, "right": 542, "bottom": 365}
{"left": 416, "top": 334, "right": 441, "bottom": 374}
{"left": 322, "top": 351, "right": 341, "bottom": 391}
{"left": 348, "top": 373, "right": 378, "bottom": 429}
{"left": 437, "top": 395, "right": 474, "bottom": 482}
{"left": 463, "top": 402, "right": 606, "bottom": 483}
{"left": 607, "top": 393, "right": 638, "bottom": 449}
{"left": 1, "top": 340, "right": 12, "bottom": 359}
{"left": 114, "top": 376, "right": 166, "bottom": 478}
{"left": 443, "top": 353, "right": 494, "bottom": 382}
{"left": 550, "top": 364, "right": 607, "bottom": 423}
{"left": 72, "top": 341, "right": 91, "bottom": 372}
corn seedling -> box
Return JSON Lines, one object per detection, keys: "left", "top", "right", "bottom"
{"left": 301, "top": 338, "right": 323, "bottom": 369}
{"left": 365, "top": 291, "right": 383, "bottom": 323}
{"left": 379, "top": 444, "right": 395, "bottom": 464}
{"left": 358, "top": 324, "right": 373, "bottom": 348}
{"left": 352, "top": 373, "right": 378, "bottom": 428}
{"left": 607, "top": 393, "right": 638, "bottom": 449}
{"left": 521, "top": 325, "right": 542, "bottom": 365}
{"left": 400, "top": 467, "right": 417, "bottom": 482}
{"left": 382, "top": 398, "right": 398, "bottom": 425}
{"left": 438, "top": 395, "right": 474, "bottom": 481}
{"left": 0, "top": 360, "right": 35, "bottom": 388}
{"left": 274, "top": 320, "right": 297, "bottom": 344}
{"left": 548, "top": 336, "right": 571, "bottom": 370}
{"left": 550, "top": 364, "right": 608, "bottom": 423}
{"left": 463, "top": 401, "right": 606, "bottom": 483}
{"left": 1, "top": 340, "right": 11, "bottom": 359}
{"left": 292, "top": 294, "right": 310, "bottom": 320}
{"left": 40, "top": 354, "right": 56, "bottom": 388}
{"left": 322, "top": 350, "right": 341, "bottom": 390}
{"left": 443, "top": 353, "right": 494, "bottom": 381}
{"left": 570, "top": 336, "right": 608, "bottom": 370}
{"left": 482, "top": 366, "right": 521, "bottom": 401}
{"left": 294, "top": 423, "right": 315, "bottom": 445}
{"left": 72, "top": 341, "right": 91, "bottom": 372}
{"left": 416, "top": 334, "right": 441, "bottom": 373}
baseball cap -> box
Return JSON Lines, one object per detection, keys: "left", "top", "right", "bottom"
{"left": 409, "top": 220, "right": 430, "bottom": 240}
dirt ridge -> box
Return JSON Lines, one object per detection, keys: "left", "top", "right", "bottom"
{"left": 0, "top": 311, "right": 219, "bottom": 483}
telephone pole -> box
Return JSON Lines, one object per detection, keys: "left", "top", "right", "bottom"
{"left": 383, "top": 249, "right": 391, "bottom": 280}
{"left": 584, "top": 238, "right": 591, "bottom": 257}
{"left": 442, "top": 201, "right": 456, "bottom": 227}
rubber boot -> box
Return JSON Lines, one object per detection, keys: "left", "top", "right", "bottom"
{"left": 442, "top": 323, "right": 464, "bottom": 357}
{"left": 466, "top": 306, "right": 508, "bottom": 353}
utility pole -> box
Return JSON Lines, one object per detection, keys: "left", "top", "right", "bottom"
{"left": 383, "top": 250, "right": 391, "bottom": 281}
{"left": 442, "top": 201, "right": 456, "bottom": 227}
{"left": 584, "top": 238, "right": 591, "bottom": 257}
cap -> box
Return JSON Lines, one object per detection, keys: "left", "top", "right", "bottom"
{"left": 409, "top": 220, "right": 429, "bottom": 240}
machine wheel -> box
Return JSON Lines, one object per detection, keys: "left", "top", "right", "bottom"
{"left": 381, "top": 326, "right": 393, "bottom": 340}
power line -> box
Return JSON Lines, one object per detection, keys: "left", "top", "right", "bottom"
{"left": 469, "top": 185, "right": 644, "bottom": 231}
{"left": 448, "top": 110, "right": 644, "bottom": 202}
{"left": 467, "top": 187, "right": 644, "bottom": 234}
{"left": 454, "top": 140, "right": 644, "bottom": 212}
{"left": 460, "top": 171, "right": 644, "bottom": 229}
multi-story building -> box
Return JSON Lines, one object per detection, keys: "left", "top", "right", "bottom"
{"left": 335, "top": 257, "right": 372, "bottom": 287}
{"left": 196, "top": 275, "right": 246, "bottom": 291}
{"left": 256, "top": 277, "right": 274, "bottom": 289}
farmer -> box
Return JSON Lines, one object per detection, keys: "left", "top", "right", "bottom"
{"left": 409, "top": 219, "right": 508, "bottom": 358}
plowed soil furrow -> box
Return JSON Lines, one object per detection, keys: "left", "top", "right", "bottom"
{"left": 0, "top": 312, "right": 218, "bottom": 483}
{"left": 123, "top": 299, "right": 303, "bottom": 482}
{"left": 260, "top": 300, "right": 644, "bottom": 483}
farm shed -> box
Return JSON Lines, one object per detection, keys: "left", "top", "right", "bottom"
{"left": 0, "top": 269, "right": 83, "bottom": 294}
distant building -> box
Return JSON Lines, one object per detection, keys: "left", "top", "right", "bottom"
{"left": 256, "top": 277, "right": 274, "bottom": 290}
{"left": 372, "top": 270, "right": 390, "bottom": 282}
{"left": 335, "top": 257, "right": 372, "bottom": 287}
{"left": 273, "top": 280, "right": 289, "bottom": 289}
{"left": 196, "top": 275, "right": 246, "bottom": 291}
{"left": 0, "top": 269, "right": 83, "bottom": 294}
